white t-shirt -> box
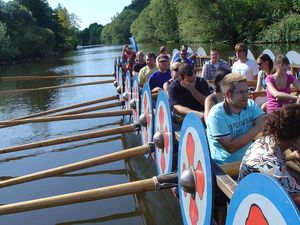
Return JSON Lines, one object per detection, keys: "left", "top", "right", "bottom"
{"left": 232, "top": 59, "right": 259, "bottom": 80}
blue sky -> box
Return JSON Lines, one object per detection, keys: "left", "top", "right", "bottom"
{"left": 3, "top": 0, "right": 133, "bottom": 29}
{"left": 48, "top": 0, "right": 132, "bottom": 29}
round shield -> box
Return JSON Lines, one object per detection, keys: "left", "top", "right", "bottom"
{"left": 226, "top": 173, "right": 299, "bottom": 225}
{"left": 132, "top": 75, "right": 140, "bottom": 124}
{"left": 286, "top": 50, "right": 300, "bottom": 65}
{"left": 247, "top": 49, "right": 255, "bottom": 61}
{"left": 124, "top": 70, "right": 132, "bottom": 110}
{"left": 262, "top": 49, "right": 275, "bottom": 62}
{"left": 197, "top": 47, "right": 207, "bottom": 57}
{"left": 178, "top": 112, "right": 213, "bottom": 225}
{"left": 117, "top": 67, "right": 123, "bottom": 100}
{"left": 140, "top": 83, "right": 154, "bottom": 157}
{"left": 154, "top": 91, "right": 173, "bottom": 175}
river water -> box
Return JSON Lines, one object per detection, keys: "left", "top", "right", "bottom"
{"left": 0, "top": 43, "right": 299, "bottom": 225}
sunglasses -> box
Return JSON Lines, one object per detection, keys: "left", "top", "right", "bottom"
{"left": 257, "top": 61, "right": 264, "bottom": 66}
{"left": 173, "top": 68, "right": 179, "bottom": 72}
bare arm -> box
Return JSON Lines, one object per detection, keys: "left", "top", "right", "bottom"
{"left": 217, "top": 115, "right": 265, "bottom": 153}
{"left": 181, "top": 80, "right": 207, "bottom": 106}
{"left": 204, "top": 95, "right": 215, "bottom": 123}
{"left": 173, "top": 105, "right": 204, "bottom": 119}
{"left": 255, "top": 72, "right": 263, "bottom": 92}
{"left": 267, "top": 81, "right": 298, "bottom": 102}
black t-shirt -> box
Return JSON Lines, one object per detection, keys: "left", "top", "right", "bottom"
{"left": 133, "top": 62, "right": 146, "bottom": 73}
{"left": 168, "top": 77, "right": 211, "bottom": 111}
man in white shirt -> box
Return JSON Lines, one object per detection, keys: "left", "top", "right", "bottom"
{"left": 232, "top": 43, "right": 258, "bottom": 80}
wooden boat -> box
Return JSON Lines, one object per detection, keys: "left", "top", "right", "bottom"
{"left": 0, "top": 40, "right": 299, "bottom": 225}
{"left": 115, "top": 39, "right": 300, "bottom": 224}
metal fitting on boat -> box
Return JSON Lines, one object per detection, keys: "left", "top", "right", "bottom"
{"left": 138, "top": 113, "right": 147, "bottom": 127}
{"left": 113, "top": 80, "right": 118, "bottom": 87}
{"left": 129, "top": 99, "right": 136, "bottom": 109}
{"left": 116, "top": 86, "right": 122, "bottom": 94}
{"left": 122, "top": 92, "right": 128, "bottom": 101}
{"left": 147, "top": 142, "right": 155, "bottom": 153}
{"left": 180, "top": 168, "right": 196, "bottom": 195}
{"left": 153, "top": 131, "right": 164, "bottom": 149}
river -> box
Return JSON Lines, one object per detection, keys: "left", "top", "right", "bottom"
{"left": 0, "top": 42, "right": 298, "bottom": 225}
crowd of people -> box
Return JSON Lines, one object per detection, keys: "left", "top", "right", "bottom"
{"left": 120, "top": 43, "right": 300, "bottom": 207}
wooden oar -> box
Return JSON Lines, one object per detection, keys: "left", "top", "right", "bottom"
{"left": 0, "top": 173, "right": 177, "bottom": 215}
{"left": 0, "top": 74, "right": 114, "bottom": 82}
{"left": 2, "top": 95, "right": 119, "bottom": 121}
{"left": 54, "top": 101, "right": 124, "bottom": 116}
{"left": 0, "top": 101, "right": 124, "bottom": 129}
{"left": 0, "top": 124, "right": 139, "bottom": 154}
{"left": 0, "top": 144, "right": 154, "bottom": 188}
{"left": 0, "top": 110, "right": 132, "bottom": 126}
{"left": 0, "top": 80, "right": 114, "bottom": 95}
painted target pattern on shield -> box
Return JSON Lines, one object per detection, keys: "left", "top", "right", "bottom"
{"left": 125, "top": 70, "right": 132, "bottom": 110}
{"left": 132, "top": 75, "right": 140, "bottom": 124}
{"left": 178, "top": 112, "right": 213, "bottom": 225}
{"left": 226, "top": 173, "right": 300, "bottom": 225}
{"left": 118, "top": 67, "right": 123, "bottom": 100}
{"left": 154, "top": 91, "right": 173, "bottom": 175}
{"left": 141, "top": 83, "right": 153, "bottom": 157}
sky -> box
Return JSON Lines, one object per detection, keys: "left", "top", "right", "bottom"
{"left": 48, "top": 0, "right": 132, "bottom": 29}
{"left": 3, "top": 0, "right": 132, "bottom": 30}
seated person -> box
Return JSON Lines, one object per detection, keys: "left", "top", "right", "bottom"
{"left": 138, "top": 52, "right": 158, "bottom": 87}
{"left": 174, "top": 45, "right": 193, "bottom": 65}
{"left": 168, "top": 63, "right": 210, "bottom": 119}
{"left": 254, "top": 53, "right": 273, "bottom": 109}
{"left": 206, "top": 73, "right": 265, "bottom": 164}
{"left": 202, "top": 48, "right": 231, "bottom": 81}
{"left": 239, "top": 104, "right": 300, "bottom": 209}
{"left": 163, "top": 62, "right": 181, "bottom": 93}
{"left": 204, "top": 68, "right": 231, "bottom": 122}
{"left": 266, "top": 54, "right": 300, "bottom": 113}
{"left": 148, "top": 54, "right": 171, "bottom": 92}
{"left": 133, "top": 51, "right": 146, "bottom": 73}
{"left": 232, "top": 43, "right": 258, "bottom": 80}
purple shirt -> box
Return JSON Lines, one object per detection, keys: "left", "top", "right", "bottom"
{"left": 148, "top": 69, "right": 171, "bottom": 90}
{"left": 266, "top": 74, "right": 295, "bottom": 113}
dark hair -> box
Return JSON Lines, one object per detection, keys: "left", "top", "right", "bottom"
{"left": 160, "top": 46, "right": 167, "bottom": 53}
{"left": 210, "top": 48, "right": 219, "bottom": 53}
{"left": 263, "top": 104, "right": 300, "bottom": 140}
{"left": 257, "top": 53, "right": 273, "bottom": 72}
{"left": 146, "top": 52, "right": 156, "bottom": 60}
{"left": 275, "top": 54, "right": 289, "bottom": 66}
{"left": 178, "top": 63, "right": 194, "bottom": 79}
{"left": 214, "top": 68, "right": 231, "bottom": 93}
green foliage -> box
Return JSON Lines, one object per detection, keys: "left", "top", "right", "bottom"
{"left": 130, "top": 6, "right": 155, "bottom": 42}
{"left": 0, "top": 0, "right": 80, "bottom": 62}
{"left": 0, "top": 22, "right": 17, "bottom": 61}
{"left": 101, "top": 9, "right": 138, "bottom": 44}
{"left": 258, "top": 13, "right": 300, "bottom": 43}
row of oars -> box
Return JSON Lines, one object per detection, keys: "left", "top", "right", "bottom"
{"left": 0, "top": 73, "right": 115, "bottom": 95}
{"left": 0, "top": 71, "right": 186, "bottom": 216}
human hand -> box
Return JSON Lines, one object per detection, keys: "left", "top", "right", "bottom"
{"left": 181, "top": 80, "right": 195, "bottom": 91}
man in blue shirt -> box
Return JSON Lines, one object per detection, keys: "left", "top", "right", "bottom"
{"left": 206, "top": 73, "right": 265, "bottom": 164}
{"left": 174, "top": 45, "right": 194, "bottom": 65}
{"left": 148, "top": 54, "right": 171, "bottom": 92}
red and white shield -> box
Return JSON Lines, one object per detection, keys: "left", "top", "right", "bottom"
{"left": 154, "top": 91, "right": 173, "bottom": 175}
{"left": 141, "top": 84, "right": 153, "bottom": 152}
{"left": 178, "top": 112, "right": 213, "bottom": 225}
{"left": 125, "top": 71, "right": 131, "bottom": 110}
{"left": 132, "top": 75, "right": 140, "bottom": 124}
